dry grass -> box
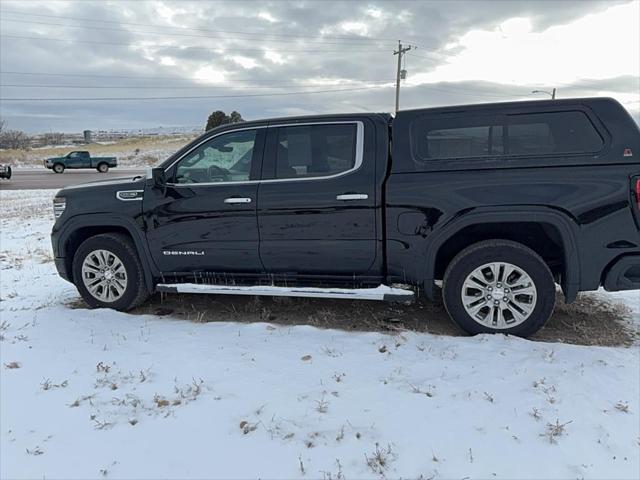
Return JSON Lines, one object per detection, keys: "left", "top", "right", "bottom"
{"left": 541, "top": 419, "right": 572, "bottom": 444}
{"left": 117, "top": 289, "right": 638, "bottom": 347}
{"left": 615, "top": 401, "right": 631, "bottom": 413}
{"left": 0, "top": 135, "right": 196, "bottom": 166}
{"left": 41, "top": 378, "right": 68, "bottom": 390}
{"left": 365, "top": 443, "right": 397, "bottom": 475}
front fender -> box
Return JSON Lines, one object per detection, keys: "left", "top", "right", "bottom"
{"left": 53, "top": 213, "right": 157, "bottom": 292}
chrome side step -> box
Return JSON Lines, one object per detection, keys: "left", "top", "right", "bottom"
{"left": 156, "top": 283, "right": 414, "bottom": 302}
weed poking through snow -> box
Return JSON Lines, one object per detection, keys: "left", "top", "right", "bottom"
{"left": 41, "top": 378, "right": 68, "bottom": 390}
{"left": 320, "top": 459, "right": 345, "bottom": 480}
{"left": 541, "top": 419, "right": 572, "bottom": 444}
{"left": 530, "top": 407, "right": 542, "bottom": 420}
{"left": 365, "top": 443, "right": 397, "bottom": 475}
{"left": 409, "top": 383, "right": 435, "bottom": 397}
{"left": 615, "top": 401, "right": 630, "bottom": 413}
{"left": 315, "top": 395, "right": 329, "bottom": 414}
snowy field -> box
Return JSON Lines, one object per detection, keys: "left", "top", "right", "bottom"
{"left": 1, "top": 190, "right": 639, "bottom": 480}
{"left": 0, "top": 135, "right": 196, "bottom": 169}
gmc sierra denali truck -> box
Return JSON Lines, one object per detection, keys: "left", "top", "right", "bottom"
{"left": 44, "top": 151, "right": 118, "bottom": 173}
{"left": 50, "top": 98, "right": 640, "bottom": 337}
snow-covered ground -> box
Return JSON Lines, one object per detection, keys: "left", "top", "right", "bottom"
{"left": 1, "top": 190, "right": 639, "bottom": 480}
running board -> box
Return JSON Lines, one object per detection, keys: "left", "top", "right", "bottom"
{"left": 156, "top": 283, "right": 414, "bottom": 302}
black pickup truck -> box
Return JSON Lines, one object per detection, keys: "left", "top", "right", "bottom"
{"left": 50, "top": 98, "right": 640, "bottom": 337}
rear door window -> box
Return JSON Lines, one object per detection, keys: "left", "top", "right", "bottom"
{"left": 273, "top": 123, "right": 358, "bottom": 179}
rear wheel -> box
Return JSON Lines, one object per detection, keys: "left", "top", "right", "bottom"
{"left": 72, "top": 233, "right": 149, "bottom": 311}
{"left": 442, "top": 240, "right": 555, "bottom": 337}
{"left": 53, "top": 163, "right": 65, "bottom": 173}
{"left": 97, "top": 163, "right": 109, "bottom": 173}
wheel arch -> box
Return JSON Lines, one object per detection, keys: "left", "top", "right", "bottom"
{"left": 56, "top": 214, "right": 156, "bottom": 292}
{"left": 423, "top": 207, "right": 580, "bottom": 302}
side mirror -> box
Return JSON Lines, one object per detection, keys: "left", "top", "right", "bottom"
{"left": 146, "top": 167, "right": 166, "bottom": 189}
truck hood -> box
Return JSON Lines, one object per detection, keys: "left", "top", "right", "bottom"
{"left": 54, "top": 175, "right": 147, "bottom": 221}
{"left": 59, "top": 174, "right": 146, "bottom": 192}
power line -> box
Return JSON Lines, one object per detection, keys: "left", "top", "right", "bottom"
{"left": 0, "top": 70, "right": 233, "bottom": 81}
{"left": 0, "top": 33, "right": 384, "bottom": 53}
{"left": 0, "top": 70, "right": 394, "bottom": 85}
{"left": 0, "top": 9, "right": 404, "bottom": 44}
{"left": 0, "top": 17, "right": 394, "bottom": 48}
{"left": 0, "top": 81, "right": 394, "bottom": 89}
{"left": 0, "top": 85, "right": 390, "bottom": 102}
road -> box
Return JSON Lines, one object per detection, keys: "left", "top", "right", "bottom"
{"left": 0, "top": 168, "right": 147, "bottom": 190}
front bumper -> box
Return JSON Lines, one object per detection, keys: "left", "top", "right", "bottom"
{"left": 603, "top": 255, "right": 640, "bottom": 291}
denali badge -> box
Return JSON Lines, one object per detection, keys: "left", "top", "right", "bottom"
{"left": 162, "top": 250, "right": 205, "bottom": 256}
{"left": 116, "top": 190, "right": 144, "bottom": 201}
{"left": 623, "top": 148, "right": 633, "bottom": 157}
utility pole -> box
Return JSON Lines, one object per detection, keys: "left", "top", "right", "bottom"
{"left": 394, "top": 40, "right": 412, "bottom": 113}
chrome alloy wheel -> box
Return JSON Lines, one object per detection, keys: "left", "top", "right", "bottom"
{"left": 81, "top": 249, "right": 128, "bottom": 303}
{"left": 461, "top": 262, "right": 537, "bottom": 329}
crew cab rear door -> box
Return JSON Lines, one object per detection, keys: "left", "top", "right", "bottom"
{"left": 143, "top": 127, "right": 266, "bottom": 274}
{"left": 256, "top": 119, "right": 379, "bottom": 276}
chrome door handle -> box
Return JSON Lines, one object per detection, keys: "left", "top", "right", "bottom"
{"left": 336, "top": 193, "right": 368, "bottom": 201}
{"left": 224, "top": 197, "right": 252, "bottom": 204}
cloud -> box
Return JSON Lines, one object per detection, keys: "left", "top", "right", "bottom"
{"left": 0, "top": 0, "right": 637, "bottom": 132}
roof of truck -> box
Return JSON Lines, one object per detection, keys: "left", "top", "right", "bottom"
{"left": 399, "top": 97, "right": 622, "bottom": 115}
{"left": 204, "top": 98, "right": 628, "bottom": 132}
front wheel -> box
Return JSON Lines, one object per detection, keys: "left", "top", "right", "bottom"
{"left": 442, "top": 240, "right": 555, "bottom": 337}
{"left": 72, "top": 233, "right": 149, "bottom": 311}
{"left": 53, "top": 163, "right": 65, "bottom": 173}
{"left": 97, "top": 163, "right": 109, "bottom": 173}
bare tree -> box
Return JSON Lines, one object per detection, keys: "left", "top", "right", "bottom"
{"left": 42, "top": 132, "right": 65, "bottom": 146}
{"left": 0, "top": 130, "right": 31, "bottom": 150}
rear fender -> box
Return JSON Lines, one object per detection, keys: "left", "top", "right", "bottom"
{"left": 423, "top": 206, "right": 580, "bottom": 302}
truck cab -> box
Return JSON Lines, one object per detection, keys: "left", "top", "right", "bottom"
{"left": 50, "top": 98, "right": 640, "bottom": 337}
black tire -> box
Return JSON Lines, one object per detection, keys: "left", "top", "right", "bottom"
{"left": 72, "top": 233, "right": 149, "bottom": 311}
{"left": 442, "top": 239, "right": 555, "bottom": 337}
{"left": 53, "top": 163, "right": 65, "bottom": 174}
{"left": 97, "top": 163, "right": 109, "bottom": 173}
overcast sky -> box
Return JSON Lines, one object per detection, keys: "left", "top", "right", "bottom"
{"left": 0, "top": 0, "right": 638, "bottom": 133}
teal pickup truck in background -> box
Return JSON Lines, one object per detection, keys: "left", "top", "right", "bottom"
{"left": 44, "top": 151, "right": 118, "bottom": 173}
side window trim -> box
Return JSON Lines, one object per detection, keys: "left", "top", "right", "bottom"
{"left": 164, "top": 121, "right": 363, "bottom": 186}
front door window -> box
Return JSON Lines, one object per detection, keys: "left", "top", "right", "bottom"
{"left": 174, "top": 130, "right": 257, "bottom": 184}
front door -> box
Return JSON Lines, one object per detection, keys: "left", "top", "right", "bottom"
{"left": 144, "top": 127, "right": 266, "bottom": 275}
{"left": 257, "top": 121, "right": 378, "bottom": 276}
